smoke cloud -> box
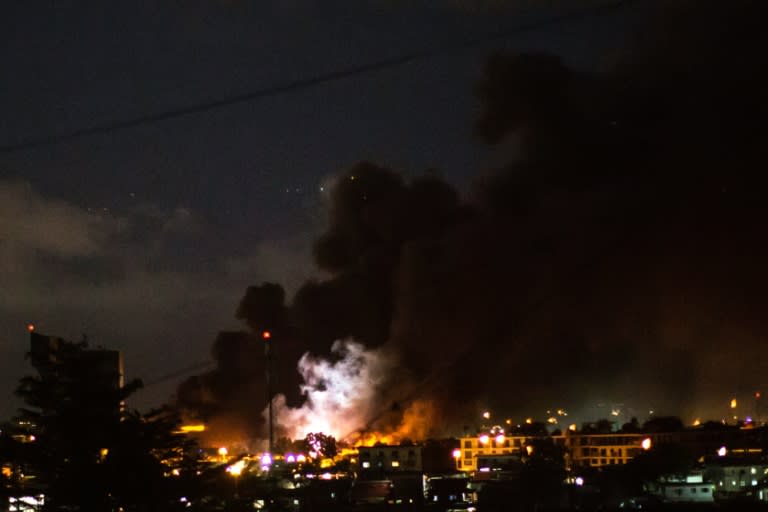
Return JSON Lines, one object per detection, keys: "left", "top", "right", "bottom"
{"left": 178, "top": 0, "right": 768, "bottom": 442}
{"left": 271, "top": 339, "right": 395, "bottom": 441}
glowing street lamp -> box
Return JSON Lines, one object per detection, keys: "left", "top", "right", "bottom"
{"left": 479, "top": 434, "right": 490, "bottom": 445}
{"left": 227, "top": 460, "right": 246, "bottom": 498}
{"left": 641, "top": 438, "right": 652, "bottom": 451}
{"left": 718, "top": 446, "right": 727, "bottom": 457}
{"left": 227, "top": 460, "right": 245, "bottom": 476}
{"left": 482, "top": 411, "right": 491, "bottom": 420}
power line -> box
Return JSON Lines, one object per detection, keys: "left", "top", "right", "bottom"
{"left": 0, "top": 1, "right": 630, "bottom": 155}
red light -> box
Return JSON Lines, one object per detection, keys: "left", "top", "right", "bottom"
{"left": 262, "top": 331, "right": 271, "bottom": 340}
{"left": 757, "top": 392, "right": 762, "bottom": 399}
{"left": 26, "top": 323, "right": 35, "bottom": 332}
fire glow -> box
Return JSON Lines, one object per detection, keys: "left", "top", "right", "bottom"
{"left": 268, "top": 339, "right": 434, "bottom": 444}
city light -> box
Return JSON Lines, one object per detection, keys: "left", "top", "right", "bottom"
{"left": 718, "top": 446, "right": 727, "bottom": 457}
{"left": 575, "top": 477, "right": 584, "bottom": 486}
{"left": 262, "top": 330, "right": 271, "bottom": 340}
{"left": 452, "top": 449, "right": 461, "bottom": 459}
{"left": 179, "top": 424, "right": 206, "bottom": 433}
{"left": 568, "top": 424, "right": 577, "bottom": 432}
{"left": 26, "top": 323, "right": 35, "bottom": 332}
{"left": 297, "top": 454, "right": 307, "bottom": 463}
{"left": 286, "top": 454, "right": 296, "bottom": 463}
{"left": 226, "top": 460, "right": 245, "bottom": 476}
{"left": 482, "top": 411, "right": 490, "bottom": 420}
{"left": 731, "top": 398, "right": 738, "bottom": 409}
{"left": 495, "top": 434, "right": 505, "bottom": 444}
{"left": 261, "top": 454, "right": 272, "bottom": 466}
{"left": 217, "top": 447, "right": 228, "bottom": 457}
{"left": 479, "top": 434, "right": 489, "bottom": 445}
{"left": 641, "top": 438, "right": 652, "bottom": 450}
{"left": 692, "top": 418, "right": 701, "bottom": 427}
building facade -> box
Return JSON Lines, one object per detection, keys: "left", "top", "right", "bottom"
{"left": 457, "top": 433, "right": 649, "bottom": 472}
{"left": 357, "top": 445, "right": 423, "bottom": 472}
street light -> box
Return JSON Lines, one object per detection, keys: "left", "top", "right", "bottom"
{"left": 227, "top": 460, "right": 246, "bottom": 499}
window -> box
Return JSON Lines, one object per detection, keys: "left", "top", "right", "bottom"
{"left": 392, "top": 451, "right": 399, "bottom": 459}
{"left": 465, "top": 451, "right": 471, "bottom": 459}
{"left": 675, "top": 489, "right": 683, "bottom": 496}
{"left": 464, "top": 441, "right": 472, "bottom": 448}
{"left": 691, "top": 488, "right": 697, "bottom": 493}
{"left": 701, "top": 488, "right": 710, "bottom": 493}
{"left": 464, "top": 460, "right": 472, "bottom": 467}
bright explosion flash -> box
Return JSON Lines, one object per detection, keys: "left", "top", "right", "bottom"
{"left": 268, "top": 339, "right": 394, "bottom": 441}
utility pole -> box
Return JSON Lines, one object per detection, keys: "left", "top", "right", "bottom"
{"left": 263, "top": 330, "right": 274, "bottom": 454}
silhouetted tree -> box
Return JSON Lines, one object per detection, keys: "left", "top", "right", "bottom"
{"left": 13, "top": 340, "right": 198, "bottom": 511}
{"left": 302, "top": 432, "right": 337, "bottom": 459}
{"left": 642, "top": 416, "right": 684, "bottom": 433}
{"left": 581, "top": 418, "right": 615, "bottom": 434}
{"left": 626, "top": 443, "right": 694, "bottom": 483}
{"left": 621, "top": 417, "right": 641, "bottom": 433}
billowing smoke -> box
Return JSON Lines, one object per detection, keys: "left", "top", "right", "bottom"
{"left": 271, "top": 339, "right": 395, "bottom": 441}
{"left": 178, "top": 0, "right": 768, "bottom": 443}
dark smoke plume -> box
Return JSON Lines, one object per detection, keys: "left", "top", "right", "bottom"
{"left": 178, "top": 0, "right": 768, "bottom": 440}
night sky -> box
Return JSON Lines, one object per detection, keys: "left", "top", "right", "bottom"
{"left": 5, "top": 0, "right": 764, "bottom": 435}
